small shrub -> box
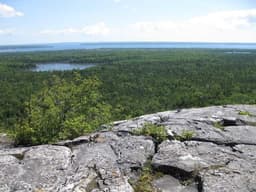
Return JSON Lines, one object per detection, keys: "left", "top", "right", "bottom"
{"left": 175, "top": 130, "right": 195, "bottom": 141}
{"left": 133, "top": 123, "right": 168, "bottom": 143}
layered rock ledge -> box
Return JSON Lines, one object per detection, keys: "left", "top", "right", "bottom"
{"left": 1, "top": 105, "right": 256, "bottom": 192}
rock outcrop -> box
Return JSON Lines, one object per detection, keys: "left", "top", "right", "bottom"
{"left": 1, "top": 105, "right": 256, "bottom": 192}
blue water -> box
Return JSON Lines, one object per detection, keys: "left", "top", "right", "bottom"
{"left": 32, "top": 63, "right": 95, "bottom": 72}
{"left": 1, "top": 42, "right": 256, "bottom": 53}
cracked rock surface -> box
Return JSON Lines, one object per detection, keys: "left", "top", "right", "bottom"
{"left": 1, "top": 105, "right": 256, "bottom": 191}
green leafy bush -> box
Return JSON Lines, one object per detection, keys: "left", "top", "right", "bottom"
{"left": 14, "top": 73, "right": 111, "bottom": 146}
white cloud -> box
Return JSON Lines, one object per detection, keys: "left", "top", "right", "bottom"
{"left": 40, "top": 22, "right": 110, "bottom": 36}
{"left": 0, "top": 3, "right": 24, "bottom": 18}
{"left": 127, "top": 9, "right": 256, "bottom": 42}
{"left": 38, "top": 9, "right": 256, "bottom": 43}
{"left": 0, "top": 29, "right": 14, "bottom": 35}
{"left": 189, "top": 9, "right": 256, "bottom": 30}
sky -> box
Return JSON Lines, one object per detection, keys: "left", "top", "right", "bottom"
{"left": 0, "top": 0, "right": 256, "bottom": 45}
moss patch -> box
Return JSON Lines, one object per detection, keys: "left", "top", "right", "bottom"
{"left": 213, "top": 122, "right": 225, "bottom": 131}
{"left": 246, "top": 121, "right": 256, "bottom": 127}
{"left": 238, "top": 111, "right": 254, "bottom": 116}
{"left": 85, "top": 178, "right": 98, "bottom": 192}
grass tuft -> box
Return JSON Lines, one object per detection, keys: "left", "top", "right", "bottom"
{"left": 133, "top": 123, "right": 168, "bottom": 143}
{"left": 175, "top": 130, "right": 195, "bottom": 141}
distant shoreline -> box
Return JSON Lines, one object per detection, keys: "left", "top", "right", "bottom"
{"left": 1, "top": 42, "right": 256, "bottom": 53}
{"left": 0, "top": 45, "right": 52, "bottom": 50}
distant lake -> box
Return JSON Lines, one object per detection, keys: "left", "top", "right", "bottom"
{"left": 1, "top": 42, "right": 256, "bottom": 53}
{"left": 31, "top": 63, "right": 96, "bottom": 72}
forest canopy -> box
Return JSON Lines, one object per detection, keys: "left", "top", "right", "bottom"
{"left": 0, "top": 49, "right": 256, "bottom": 145}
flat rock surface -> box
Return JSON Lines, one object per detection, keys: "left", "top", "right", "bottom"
{"left": 1, "top": 105, "right": 256, "bottom": 191}
{"left": 152, "top": 140, "right": 236, "bottom": 174}
{"left": 0, "top": 132, "right": 154, "bottom": 192}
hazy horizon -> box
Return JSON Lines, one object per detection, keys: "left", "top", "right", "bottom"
{"left": 1, "top": 0, "right": 256, "bottom": 45}
{"left": 2, "top": 41, "right": 256, "bottom": 47}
